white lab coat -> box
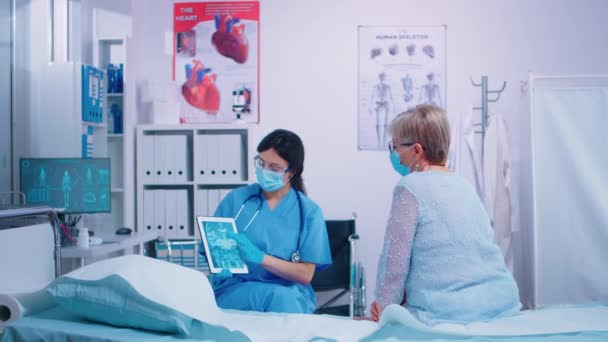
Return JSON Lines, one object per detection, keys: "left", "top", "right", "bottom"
{"left": 449, "top": 107, "right": 484, "bottom": 196}
{"left": 482, "top": 112, "right": 513, "bottom": 271}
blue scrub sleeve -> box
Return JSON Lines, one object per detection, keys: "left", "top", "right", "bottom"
{"left": 298, "top": 206, "right": 332, "bottom": 269}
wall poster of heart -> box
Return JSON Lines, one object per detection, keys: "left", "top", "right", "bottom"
{"left": 174, "top": 1, "right": 259, "bottom": 123}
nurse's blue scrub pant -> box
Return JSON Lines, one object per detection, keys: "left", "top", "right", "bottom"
{"left": 216, "top": 281, "right": 315, "bottom": 313}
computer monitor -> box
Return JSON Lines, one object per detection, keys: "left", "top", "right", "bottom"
{"left": 19, "top": 158, "right": 111, "bottom": 214}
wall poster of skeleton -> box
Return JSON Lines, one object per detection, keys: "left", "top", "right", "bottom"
{"left": 357, "top": 25, "right": 446, "bottom": 150}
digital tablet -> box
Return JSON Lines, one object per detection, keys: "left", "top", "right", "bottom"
{"left": 196, "top": 216, "right": 249, "bottom": 274}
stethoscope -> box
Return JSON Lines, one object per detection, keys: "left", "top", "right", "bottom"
{"left": 234, "top": 186, "right": 304, "bottom": 263}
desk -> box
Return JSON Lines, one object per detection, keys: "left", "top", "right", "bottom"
{"left": 61, "top": 231, "right": 159, "bottom": 267}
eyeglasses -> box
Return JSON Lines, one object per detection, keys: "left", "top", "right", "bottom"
{"left": 253, "top": 155, "right": 290, "bottom": 173}
{"left": 388, "top": 140, "right": 415, "bottom": 152}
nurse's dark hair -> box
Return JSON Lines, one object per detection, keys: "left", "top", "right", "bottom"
{"left": 257, "top": 129, "right": 307, "bottom": 195}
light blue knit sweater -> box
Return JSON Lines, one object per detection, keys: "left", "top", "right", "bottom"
{"left": 376, "top": 171, "right": 521, "bottom": 325}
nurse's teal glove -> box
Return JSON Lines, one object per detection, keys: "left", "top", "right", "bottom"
{"left": 228, "top": 231, "right": 265, "bottom": 264}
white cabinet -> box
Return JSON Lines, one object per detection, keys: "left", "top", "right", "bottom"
{"left": 136, "top": 125, "right": 250, "bottom": 239}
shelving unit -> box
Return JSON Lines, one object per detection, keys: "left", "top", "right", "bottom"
{"left": 91, "top": 36, "right": 131, "bottom": 233}
{"left": 136, "top": 124, "right": 250, "bottom": 239}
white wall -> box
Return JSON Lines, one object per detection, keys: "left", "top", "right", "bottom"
{"left": 130, "top": 0, "right": 608, "bottom": 309}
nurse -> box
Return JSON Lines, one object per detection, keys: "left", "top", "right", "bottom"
{"left": 212, "top": 129, "right": 332, "bottom": 313}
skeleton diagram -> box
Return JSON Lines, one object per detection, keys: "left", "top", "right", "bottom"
{"left": 401, "top": 74, "right": 414, "bottom": 103}
{"left": 418, "top": 72, "right": 442, "bottom": 107}
{"left": 370, "top": 72, "right": 394, "bottom": 147}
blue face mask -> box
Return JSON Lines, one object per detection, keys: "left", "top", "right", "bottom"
{"left": 255, "top": 165, "right": 288, "bottom": 192}
{"left": 390, "top": 150, "right": 411, "bottom": 176}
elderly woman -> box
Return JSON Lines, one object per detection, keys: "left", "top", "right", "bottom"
{"left": 371, "top": 105, "right": 521, "bottom": 325}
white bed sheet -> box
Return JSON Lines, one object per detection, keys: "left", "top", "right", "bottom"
{"left": 380, "top": 304, "right": 608, "bottom": 337}
{"left": 219, "top": 309, "right": 378, "bottom": 342}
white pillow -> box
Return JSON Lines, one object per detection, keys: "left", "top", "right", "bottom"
{"left": 57, "top": 254, "right": 221, "bottom": 325}
{"left": 52, "top": 255, "right": 227, "bottom": 324}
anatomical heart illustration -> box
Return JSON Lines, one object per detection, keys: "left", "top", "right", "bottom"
{"left": 174, "top": 2, "right": 259, "bottom": 123}
{"left": 212, "top": 14, "right": 249, "bottom": 64}
{"left": 181, "top": 60, "right": 221, "bottom": 114}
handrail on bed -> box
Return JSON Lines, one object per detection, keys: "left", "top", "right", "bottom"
{"left": 0, "top": 206, "right": 62, "bottom": 279}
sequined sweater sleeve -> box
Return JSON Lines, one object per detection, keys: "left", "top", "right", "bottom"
{"left": 375, "top": 185, "right": 418, "bottom": 308}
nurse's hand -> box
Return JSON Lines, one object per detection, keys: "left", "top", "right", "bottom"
{"left": 210, "top": 269, "right": 232, "bottom": 286}
{"left": 215, "top": 269, "right": 233, "bottom": 279}
{"left": 228, "top": 231, "right": 265, "bottom": 264}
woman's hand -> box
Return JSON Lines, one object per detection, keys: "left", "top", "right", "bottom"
{"left": 228, "top": 231, "right": 265, "bottom": 264}
{"left": 370, "top": 301, "right": 384, "bottom": 322}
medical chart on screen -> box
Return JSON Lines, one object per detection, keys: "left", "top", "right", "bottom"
{"left": 358, "top": 25, "right": 446, "bottom": 150}
{"left": 174, "top": 1, "right": 259, "bottom": 124}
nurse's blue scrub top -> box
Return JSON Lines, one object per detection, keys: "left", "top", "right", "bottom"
{"left": 212, "top": 184, "right": 332, "bottom": 313}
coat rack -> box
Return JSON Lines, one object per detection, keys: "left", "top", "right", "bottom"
{"left": 470, "top": 76, "right": 507, "bottom": 165}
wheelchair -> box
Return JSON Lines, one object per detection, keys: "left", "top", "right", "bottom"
{"left": 311, "top": 213, "right": 366, "bottom": 318}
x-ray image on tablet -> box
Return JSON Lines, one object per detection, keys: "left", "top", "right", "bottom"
{"left": 196, "top": 216, "right": 248, "bottom": 274}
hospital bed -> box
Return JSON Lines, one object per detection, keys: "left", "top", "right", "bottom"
{"left": 1, "top": 207, "right": 607, "bottom": 341}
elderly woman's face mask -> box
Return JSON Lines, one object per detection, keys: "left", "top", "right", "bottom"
{"left": 388, "top": 140, "right": 416, "bottom": 176}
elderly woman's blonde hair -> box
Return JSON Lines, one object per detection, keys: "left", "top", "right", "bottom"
{"left": 389, "top": 104, "right": 451, "bottom": 165}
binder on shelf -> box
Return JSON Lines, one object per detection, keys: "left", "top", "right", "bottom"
{"left": 207, "top": 189, "right": 221, "bottom": 216}
{"left": 207, "top": 135, "right": 221, "bottom": 182}
{"left": 196, "top": 134, "right": 209, "bottom": 182}
{"left": 176, "top": 189, "right": 190, "bottom": 238}
{"left": 194, "top": 189, "right": 207, "bottom": 239}
{"left": 217, "top": 135, "right": 229, "bottom": 179}
{"left": 143, "top": 190, "right": 154, "bottom": 231}
{"left": 153, "top": 190, "right": 166, "bottom": 235}
{"left": 173, "top": 135, "right": 188, "bottom": 183}
{"left": 142, "top": 135, "right": 155, "bottom": 183}
{"left": 153, "top": 135, "right": 167, "bottom": 183}
{"left": 231, "top": 134, "right": 244, "bottom": 181}
{"left": 164, "top": 135, "right": 176, "bottom": 182}
{"left": 164, "top": 190, "right": 178, "bottom": 237}
{"left": 195, "top": 189, "right": 209, "bottom": 217}
{"left": 219, "top": 188, "right": 231, "bottom": 203}
{"left": 220, "top": 134, "right": 242, "bottom": 181}
{"left": 162, "top": 135, "right": 173, "bottom": 183}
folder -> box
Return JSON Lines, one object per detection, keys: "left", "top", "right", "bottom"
{"left": 153, "top": 135, "right": 166, "bottom": 183}
{"left": 217, "top": 135, "right": 230, "bottom": 180}
{"left": 141, "top": 135, "right": 155, "bottom": 183}
{"left": 207, "top": 135, "right": 220, "bottom": 182}
{"left": 194, "top": 189, "right": 207, "bottom": 239}
{"left": 162, "top": 135, "right": 173, "bottom": 183}
{"left": 175, "top": 189, "right": 190, "bottom": 238}
{"left": 163, "top": 135, "right": 176, "bottom": 182}
{"left": 207, "top": 189, "right": 221, "bottom": 216}
{"left": 219, "top": 188, "right": 231, "bottom": 203}
{"left": 228, "top": 134, "right": 243, "bottom": 181}
{"left": 196, "top": 135, "right": 209, "bottom": 182}
{"left": 143, "top": 190, "right": 155, "bottom": 231}
{"left": 174, "top": 135, "right": 188, "bottom": 183}
{"left": 164, "top": 190, "right": 177, "bottom": 238}
{"left": 153, "top": 190, "right": 166, "bottom": 236}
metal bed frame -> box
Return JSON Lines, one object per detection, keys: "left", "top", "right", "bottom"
{"left": 0, "top": 206, "right": 63, "bottom": 279}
